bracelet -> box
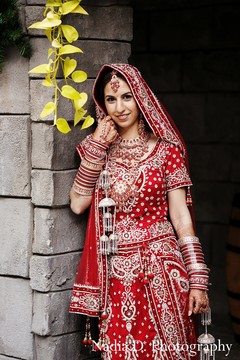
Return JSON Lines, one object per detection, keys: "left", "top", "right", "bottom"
{"left": 178, "top": 236, "right": 200, "bottom": 247}
{"left": 73, "top": 136, "right": 108, "bottom": 195}
{"left": 178, "top": 235, "right": 209, "bottom": 291}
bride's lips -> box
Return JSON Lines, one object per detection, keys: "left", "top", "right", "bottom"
{"left": 117, "top": 114, "right": 130, "bottom": 120}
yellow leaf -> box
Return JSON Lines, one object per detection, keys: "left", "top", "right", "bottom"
{"left": 71, "top": 5, "right": 89, "bottom": 15}
{"left": 59, "top": 45, "right": 83, "bottom": 55}
{"left": 74, "top": 108, "right": 87, "bottom": 126}
{"left": 61, "top": 1, "right": 79, "bottom": 15}
{"left": 42, "top": 75, "right": 54, "bottom": 87}
{"left": 81, "top": 115, "right": 95, "bottom": 129}
{"left": 74, "top": 92, "right": 88, "bottom": 109}
{"left": 29, "top": 17, "right": 62, "bottom": 29}
{"left": 63, "top": 57, "right": 77, "bottom": 78}
{"left": 40, "top": 102, "right": 55, "bottom": 118}
{"left": 61, "top": 85, "right": 81, "bottom": 100}
{"left": 52, "top": 39, "right": 62, "bottom": 48}
{"left": 46, "top": 11, "right": 56, "bottom": 19}
{"left": 28, "top": 21, "right": 43, "bottom": 29}
{"left": 48, "top": 48, "right": 55, "bottom": 58}
{"left": 61, "top": 24, "right": 79, "bottom": 43}
{"left": 71, "top": 70, "right": 87, "bottom": 83}
{"left": 45, "top": 29, "right": 52, "bottom": 42}
{"left": 29, "top": 63, "right": 52, "bottom": 74}
{"left": 55, "top": 118, "right": 71, "bottom": 134}
{"left": 46, "top": 0, "right": 61, "bottom": 6}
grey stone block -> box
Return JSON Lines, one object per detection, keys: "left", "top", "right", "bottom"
{"left": 30, "top": 79, "right": 54, "bottom": 121}
{"left": 230, "top": 145, "right": 240, "bottom": 182}
{"left": 31, "top": 169, "right": 76, "bottom": 206}
{"left": 130, "top": 54, "right": 181, "bottom": 93}
{"left": 131, "top": 12, "right": 148, "bottom": 53}
{"left": 133, "top": 0, "right": 211, "bottom": 10}
{"left": 183, "top": 50, "right": 240, "bottom": 92}
{"left": 30, "top": 79, "right": 95, "bottom": 122}
{"left": 32, "top": 122, "right": 93, "bottom": 170}
{"left": 33, "top": 207, "right": 87, "bottom": 255}
{"left": 193, "top": 182, "right": 236, "bottom": 224}
{"left": 150, "top": 8, "right": 210, "bottom": 51}
{"left": 29, "top": 38, "right": 131, "bottom": 78}
{"left": 0, "top": 116, "right": 31, "bottom": 197}
{"left": 27, "top": 6, "right": 133, "bottom": 41}
{"left": 206, "top": 93, "right": 240, "bottom": 143}
{"left": 159, "top": 93, "right": 205, "bottom": 142}
{"left": 188, "top": 144, "right": 232, "bottom": 183}
{"left": 30, "top": 252, "right": 81, "bottom": 292}
{"left": 0, "top": 198, "right": 33, "bottom": 277}
{"left": 34, "top": 333, "right": 82, "bottom": 360}
{"left": 32, "top": 290, "right": 81, "bottom": 335}
{"left": 0, "top": 277, "right": 33, "bottom": 359}
{"left": 196, "top": 223, "right": 228, "bottom": 266}
{"left": 211, "top": 5, "right": 240, "bottom": 49}
{"left": 27, "top": 0, "right": 131, "bottom": 4}
{"left": 0, "top": 49, "right": 29, "bottom": 113}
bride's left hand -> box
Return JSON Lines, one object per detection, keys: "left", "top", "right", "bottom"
{"left": 188, "top": 289, "right": 209, "bottom": 316}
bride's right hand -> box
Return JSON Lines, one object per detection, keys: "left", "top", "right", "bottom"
{"left": 92, "top": 116, "right": 118, "bottom": 145}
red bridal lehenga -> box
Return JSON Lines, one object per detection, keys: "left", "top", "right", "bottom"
{"left": 69, "top": 64, "right": 204, "bottom": 360}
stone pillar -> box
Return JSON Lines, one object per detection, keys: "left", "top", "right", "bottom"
{"left": 0, "top": 1, "right": 132, "bottom": 359}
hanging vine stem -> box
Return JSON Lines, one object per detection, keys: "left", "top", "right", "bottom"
{"left": 28, "top": 0, "right": 94, "bottom": 134}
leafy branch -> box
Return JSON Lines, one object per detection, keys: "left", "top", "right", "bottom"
{"left": 29, "top": 0, "right": 94, "bottom": 134}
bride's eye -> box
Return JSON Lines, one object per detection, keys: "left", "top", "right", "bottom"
{"left": 106, "top": 97, "right": 115, "bottom": 103}
{"left": 123, "top": 94, "right": 133, "bottom": 100}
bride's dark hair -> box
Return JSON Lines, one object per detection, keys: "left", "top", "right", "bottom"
{"left": 96, "top": 70, "right": 125, "bottom": 112}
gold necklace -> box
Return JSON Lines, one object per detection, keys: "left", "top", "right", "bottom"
{"left": 108, "top": 119, "right": 150, "bottom": 167}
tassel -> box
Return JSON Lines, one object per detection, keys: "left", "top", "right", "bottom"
{"left": 99, "top": 168, "right": 117, "bottom": 256}
{"left": 103, "top": 212, "right": 113, "bottom": 232}
{"left": 109, "top": 233, "right": 118, "bottom": 254}
{"left": 198, "top": 308, "right": 215, "bottom": 360}
{"left": 82, "top": 316, "right": 92, "bottom": 346}
{"left": 100, "top": 235, "right": 110, "bottom": 255}
{"left": 100, "top": 169, "right": 110, "bottom": 190}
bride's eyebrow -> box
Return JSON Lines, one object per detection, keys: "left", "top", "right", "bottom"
{"left": 105, "top": 91, "right": 132, "bottom": 98}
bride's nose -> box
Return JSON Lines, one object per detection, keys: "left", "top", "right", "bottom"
{"left": 115, "top": 98, "right": 124, "bottom": 113}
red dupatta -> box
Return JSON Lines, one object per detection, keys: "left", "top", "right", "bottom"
{"left": 69, "top": 63, "right": 194, "bottom": 317}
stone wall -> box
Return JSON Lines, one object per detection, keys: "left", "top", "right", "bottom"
{"left": 0, "top": 1, "right": 132, "bottom": 359}
{"left": 130, "top": 0, "right": 240, "bottom": 317}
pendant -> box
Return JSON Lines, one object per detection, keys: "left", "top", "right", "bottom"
{"left": 197, "top": 308, "right": 216, "bottom": 360}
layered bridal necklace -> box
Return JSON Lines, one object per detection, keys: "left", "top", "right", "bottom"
{"left": 106, "top": 119, "right": 151, "bottom": 213}
{"left": 108, "top": 118, "right": 151, "bottom": 167}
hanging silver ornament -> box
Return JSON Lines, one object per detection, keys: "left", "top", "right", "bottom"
{"left": 198, "top": 308, "right": 216, "bottom": 360}
{"left": 100, "top": 169, "right": 110, "bottom": 191}
{"left": 99, "top": 197, "right": 116, "bottom": 208}
{"left": 98, "top": 167, "right": 118, "bottom": 256}
{"left": 109, "top": 233, "right": 119, "bottom": 254}
{"left": 103, "top": 212, "right": 113, "bottom": 232}
{"left": 100, "top": 235, "right": 110, "bottom": 255}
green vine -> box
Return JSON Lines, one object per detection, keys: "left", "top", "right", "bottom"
{"left": 29, "top": 0, "right": 94, "bottom": 134}
{"left": 0, "top": 0, "right": 32, "bottom": 73}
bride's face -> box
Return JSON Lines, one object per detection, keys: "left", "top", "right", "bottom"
{"left": 104, "top": 78, "right": 140, "bottom": 136}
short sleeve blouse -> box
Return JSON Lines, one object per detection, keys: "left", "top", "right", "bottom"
{"left": 165, "top": 143, "right": 192, "bottom": 191}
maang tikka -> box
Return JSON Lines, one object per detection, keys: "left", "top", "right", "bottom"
{"left": 110, "top": 71, "right": 120, "bottom": 92}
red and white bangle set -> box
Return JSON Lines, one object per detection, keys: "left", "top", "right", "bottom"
{"left": 72, "top": 137, "right": 108, "bottom": 196}
{"left": 178, "top": 236, "right": 209, "bottom": 291}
